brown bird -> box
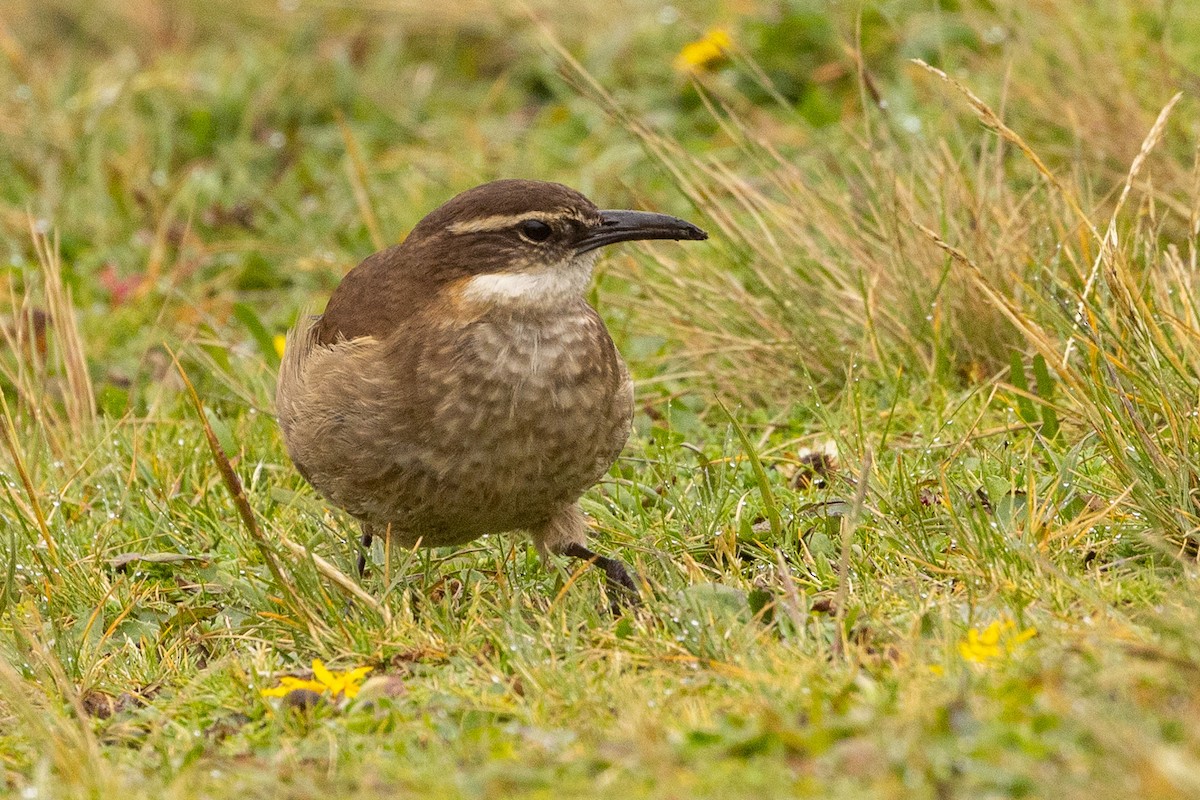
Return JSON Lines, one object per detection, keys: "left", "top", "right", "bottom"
{"left": 276, "top": 179, "right": 707, "bottom": 601}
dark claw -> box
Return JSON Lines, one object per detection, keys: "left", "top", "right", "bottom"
{"left": 562, "top": 542, "right": 641, "bottom": 611}
{"left": 357, "top": 526, "right": 373, "bottom": 577}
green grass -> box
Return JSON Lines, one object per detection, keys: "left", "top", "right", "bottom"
{"left": 3, "top": 0, "right": 1200, "bottom": 796}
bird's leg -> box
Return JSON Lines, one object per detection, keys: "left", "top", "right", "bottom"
{"left": 560, "top": 542, "right": 638, "bottom": 600}
{"left": 535, "top": 504, "right": 640, "bottom": 608}
{"left": 357, "top": 522, "right": 376, "bottom": 578}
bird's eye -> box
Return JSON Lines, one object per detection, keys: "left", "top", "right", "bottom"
{"left": 517, "top": 219, "right": 553, "bottom": 243}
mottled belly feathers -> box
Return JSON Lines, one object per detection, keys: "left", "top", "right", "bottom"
{"left": 276, "top": 304, "right": 633, "bottom": 547}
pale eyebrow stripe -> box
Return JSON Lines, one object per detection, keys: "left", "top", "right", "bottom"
{"left": 446, "top": 210, "right": 592, "bottom": 234}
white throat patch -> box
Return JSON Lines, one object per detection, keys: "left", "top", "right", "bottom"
{"left": 461, "top": 252, "right": 599, "bottom": 311}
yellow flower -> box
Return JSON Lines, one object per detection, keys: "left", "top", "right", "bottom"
{"left": 273, "top": 334, "right": 287, "bottom": 359}
{"left": 261, "top": 659, "right": 373, "bottom": 700}
{"left": 674, "top": 27, "right": 732, "bottom": 73}
{"left": 958, "top": 619, "right": 1037, "bottom": 665}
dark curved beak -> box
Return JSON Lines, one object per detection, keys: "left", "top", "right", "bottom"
{"left": 575, "top": 209, "right": 708, "bottom": 254}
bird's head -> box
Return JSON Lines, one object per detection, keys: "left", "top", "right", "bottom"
{"left": 405, "top": 179, "right": 708, "bottom": 311}
{"left": 315, "top": 179, "right": 707, "bottom": 343}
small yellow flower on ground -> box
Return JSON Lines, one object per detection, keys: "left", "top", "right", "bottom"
{"left": 273, "top": 333, "right": 287, "bottom": 359}
{"left": 958, "top": 619, "right": 1037, "bottom": 665}
{"left": 674, "top": 28, "right": 732, "bottom": 73}
{"left": 262, "top": 659, "right": 373, "bottom": 700}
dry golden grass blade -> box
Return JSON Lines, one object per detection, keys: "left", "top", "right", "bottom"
{"left": 908, "top": 218, "right": 1067, "bottom": 379}
{"left": 1067, "top": 92, "right": 1184, "bottom": 365}
{"left": 0, "top": 15, "right": 31, "bottom": 80}
{"left": 0, "top": 392, "right": 56, "bottom": 564}
{"left": 834, "top": 448, "right": 871, "bottom": 660}
{"left": 276, "top": 535, "right": 393, "bottom": 625}
{"left": 337, "top": 110, "right": 385, "bottom": 252}
{"left": 169, "top": 348, "right": 330, "bottom": 645}
{"left": 0, "top": 410, "right": 58, "bottom": 578}
{"left": 30, "top": 219, "right": 95, "bottom": 434}
{"left": 0, "top": 277, "right": 62, "bottom": 440}
{"left": 772, "top": 549, "right": 808, "bottom": 642}
{"left": 912, "top": 58, "right": 1098, "bottom": 243}
{"left": 0, "top": 622, "right": 113, "bottom": 794}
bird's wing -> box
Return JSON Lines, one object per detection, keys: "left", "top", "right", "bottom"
{"left": 313, "top": 244, "right": 442, "bottom": 344}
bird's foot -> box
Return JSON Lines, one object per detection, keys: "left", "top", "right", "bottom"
{"left": 356, "top": 526, "right": 374, "bottom": 578}
{"left": 562, "top": 542, "right": 640, "bottom": 612}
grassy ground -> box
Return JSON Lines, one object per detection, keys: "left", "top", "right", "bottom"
{"left": 3, "top": 0, "right": 1200, "bottom": 796}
